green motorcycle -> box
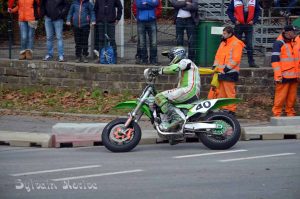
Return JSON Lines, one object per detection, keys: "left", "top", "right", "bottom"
{"left": 102, "top": 69, "right": 242, "bottom": 152}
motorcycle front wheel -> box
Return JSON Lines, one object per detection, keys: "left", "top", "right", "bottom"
{"left": 102, "top": 118, "right": 142, "bottom": 152}
{"left": 197, "top": 112, "right": 241, "bottom": 150}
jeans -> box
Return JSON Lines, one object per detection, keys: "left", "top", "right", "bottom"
{"left": 137, "top": 20, "right": 157, "bottom": 63}
{"left": 274, "top": 0, "right": 297, "bottom": 13}
{"left": 44, "top": 16, "right": 64, "bottom": 57}
{"left": 234, "top": 24, "right": 255, "bottom": 65}
{"left": 19, "top": 22, "right": 35, "bottom": 51}
{"left": 175, "top": 17, "right": 196, "bottom": 62}
{"left": 97, "top": 23, "right": 117, "bottom": 58}
{"left": 73, "top": 25, "right": 90, "bottom": 57}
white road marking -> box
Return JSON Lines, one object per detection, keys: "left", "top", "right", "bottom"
{"left": 219, "top": 153, "right": 296, "bottom": 162}
{"left": 51, "top": 169, "right": 144, "bottom": 182}
{"left": 10, "top": 165, "right": 102, "bottom": 177}
{"left": 173, "top": 149, "right": 248, "bottom": 159}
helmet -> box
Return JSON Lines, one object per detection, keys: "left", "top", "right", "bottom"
{"left": 162, "top": 46, "right": 187, "bottom": 65}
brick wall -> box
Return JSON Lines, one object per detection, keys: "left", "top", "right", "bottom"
{"left": 0, "top": 59, "right": 298, "bottom": 99}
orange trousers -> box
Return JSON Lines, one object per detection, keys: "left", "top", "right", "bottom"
{"left": 207, "top": 87, "right": 219, "bottom": 99}
{"left": 207, "top": 81, "right": 236, "bottom": 112}
{"left": 272, "top": 81, "right": 298, "bottom": 117}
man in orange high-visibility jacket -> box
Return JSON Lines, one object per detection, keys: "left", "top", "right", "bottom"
{"left": 208, "top": 26, "right": 245, "bottom": 115}
{"left": 271, "top": 25, "right": 299, "bottom": 117}
{"left": 296, "top": 33, "right": 300, "bottom": 76}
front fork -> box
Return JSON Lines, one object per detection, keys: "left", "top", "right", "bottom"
{"left": 124, "top": 110, "right": 143, "bottom": 128}
{"left": 124, "top": 88, "right": 152, "bottom": 128}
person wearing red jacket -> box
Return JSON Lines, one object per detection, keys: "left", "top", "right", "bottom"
{"left": 227, "top": 0, "right": 261, "bottom": 68}
{"left": 271, "top": 25, "right": 299, "bottom": 117}
{"left": 8, "top": 0, "right": 40, "bottom": 60}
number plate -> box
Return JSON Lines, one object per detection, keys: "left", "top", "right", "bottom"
{"left": 190, "top": 99, "right": 218, "bottom": 113}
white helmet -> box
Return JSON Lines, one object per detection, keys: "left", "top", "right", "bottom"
{"left": 162, "top": 46, "right": 187, "bottom": 65}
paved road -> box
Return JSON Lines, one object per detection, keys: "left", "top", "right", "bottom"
{"left": 0, "top": 140, "right": 299, "bottom": 199}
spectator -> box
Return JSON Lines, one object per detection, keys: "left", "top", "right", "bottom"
{"left": 40, "top": 0, "right": 69, "bottom": 62}
{"left": 94, "top": 0, "right": 123, "bottom": 63}
{"left": 91, "top": 0, "right": 99, "bottom": 62}
{"left": 66, "top": 0, "right": 96, "bottom": 63}
{"left": 132, "top": 0, "right": 162, "bottom": 65}
{"left": 274, "top": 0, "right": 297, "bottom": 17}
{"left": 135, "top": 0, "right": 159, "bottom": 65}
{"left": 170, "top": 0, "right": 199, "bottom": 63}
{"left": 208, "top": 26, "right": 245, "bottom": 115}
{"left": 227, "top": 0, "right": 261, "bottom": 68}
{"left": 8, "top": 0, "right": 40, "bottom": 60}
{"left": 271, "top": 25, "right": 299, "bottom": 117}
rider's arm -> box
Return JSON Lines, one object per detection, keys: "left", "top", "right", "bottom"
{"left": 162, "top": 60, "right": 191, "bottom": 75}
{"left": 161, "top": 64, "right": 181, "bottom": 75}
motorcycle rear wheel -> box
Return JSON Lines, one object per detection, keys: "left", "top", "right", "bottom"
{"left": 102, "top": 118, "right": 142, "bottom": 152}
{"left": 197, "top": 112, "right": 241, "bottom": 150}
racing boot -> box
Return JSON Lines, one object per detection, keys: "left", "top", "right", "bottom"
{"left": 159, "top": 102, "right": 184, "bottom": 132}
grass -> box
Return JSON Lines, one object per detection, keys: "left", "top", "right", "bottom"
{"left": 0, "top": 87, "right": 137, "bottom": 115}
{"left": 1, "top": 87, "right": 294, "bottom": 121}
{"left": 1, "top": 100, "right": 14, "bottom": 108}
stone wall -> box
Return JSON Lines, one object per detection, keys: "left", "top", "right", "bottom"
{"left": 0, "top": 59, "right": 298, "bottom": 99}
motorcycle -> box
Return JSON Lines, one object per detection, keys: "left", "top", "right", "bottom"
{"left": 102, "top": 68, "right": 242, "bottom": 152}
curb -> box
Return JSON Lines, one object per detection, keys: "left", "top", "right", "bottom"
{"left": 52, "top": 123, "right": 105, "bottom": 148}
{"left": 241, "top": 126, "right": 300, "bottom": 140}
{"left": 0, "top": 131, "right": 52, "bottom": 148}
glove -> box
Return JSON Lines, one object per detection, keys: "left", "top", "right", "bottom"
{"left": 149, "top": 68, "right": 162, "bottom": 77}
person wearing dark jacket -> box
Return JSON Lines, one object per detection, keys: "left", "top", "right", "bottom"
{"left": 40, "top": 0, "right": 69, "bottom": 62}
{"left": 170, "top": 0, "right": 199, "bottom": 63}
{"left": 227, "top": 0, "right": 261, "bottom": 68}
{"left": 67, "top": 0, "right": 96, "bottom": 63}
{"left": 94, "top": 0, "right": 123, "bottom": 62}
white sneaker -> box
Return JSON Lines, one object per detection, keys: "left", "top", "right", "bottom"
{"left": 93, "top": 50, "right": 99, "bottom": 58}
{"left": 58, "top": 56, "right": 65, "bottom": 62}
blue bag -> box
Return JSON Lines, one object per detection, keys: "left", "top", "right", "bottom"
{"left": 99, "top": 33, "right": 116, "bottom": 64}
{"left": 100, "top": 46, "right": 116, "bottom": 64}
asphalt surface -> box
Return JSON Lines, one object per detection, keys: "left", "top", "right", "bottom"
{"left": 0, "top": 140, "right": 299, "bottom": 199}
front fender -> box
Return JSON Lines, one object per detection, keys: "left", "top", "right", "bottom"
{"left": 114, "top": 101, "right": 153, "bottom": 119}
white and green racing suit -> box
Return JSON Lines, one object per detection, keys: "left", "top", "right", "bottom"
{"left": 155, "top": 59, "right": 201, "bottom": 113}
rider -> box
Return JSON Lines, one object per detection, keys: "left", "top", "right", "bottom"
{"left": 147, "top": 46, "right": 201, "bottom": 131}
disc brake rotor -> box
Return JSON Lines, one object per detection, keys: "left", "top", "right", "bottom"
{"left": 111, "top": 126, "right": 134, "bottom": 143}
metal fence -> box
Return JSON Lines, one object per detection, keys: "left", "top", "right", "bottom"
{"left": 0, "top": 1, "right": 299, "bottom": 64}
